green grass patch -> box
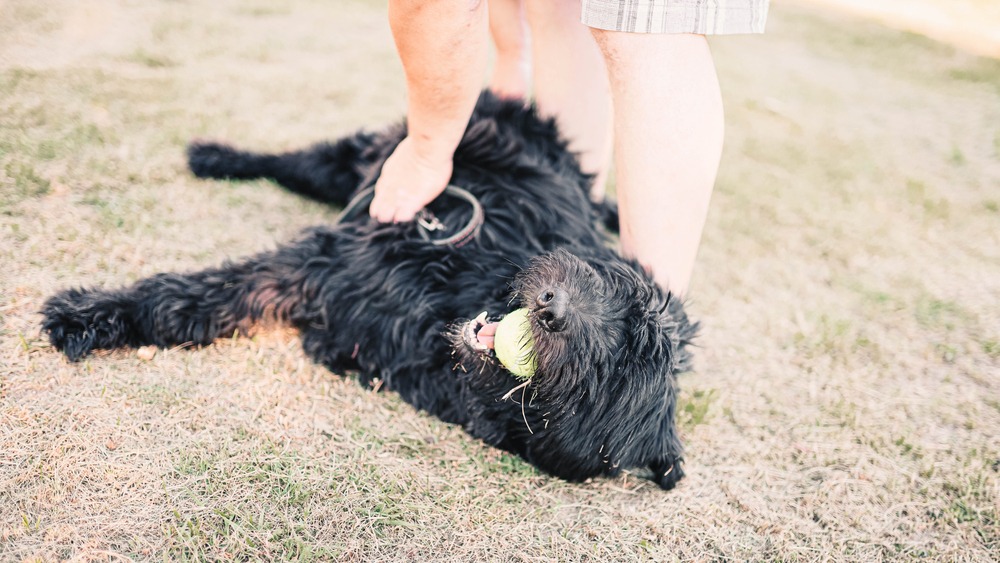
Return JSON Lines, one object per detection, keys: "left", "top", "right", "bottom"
{"left": 679, "top": 388, "right": 717, "bottom": 429}
{"left": 941, "top": 474, "right": 998, "bottom": 529}
{"left": 933, "top": 342, "right": 958, "bottom": 364}
{"left": 893, "top": 436, "right": 923, "bottom": 460}
{"left": 2, "top": 161, "right": 50, "bottom": 205}
{"left": 127, "top": 49, "right": 177, "bottom": 69}
{"left": 166, "top": 438, "right": 328, "bottom": 560}
{"left": 850, "top": 282, "right": 907, "bottom": 312}
{"left": 906, "top": 178, "right": 952, "bottom": 220}
{"left": 236, "top": 4, "right": 295, "bottom": 17}
{"left": 914, "top": 296, "right": 972, "bottom": 331}
{"left": 949, "top": 57, "right": 1000, "bottom": 90}
{"left": 981, "top": 340, "right": 1000, "bottom": 358}
{"left": 793, "top": 314, "right": 883, "bottom": 365}
{"left": 486, "top": 451, "right": 537, "bottom": 478}
{"left": 165, "top": 508, "right": 337, "bottom": 562}
{"left": 948, "top": 145, "right": 966, "bottom": 166}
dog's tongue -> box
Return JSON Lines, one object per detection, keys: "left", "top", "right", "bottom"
{"left": 477, "top": 321, "right": 498, "bottom": 349}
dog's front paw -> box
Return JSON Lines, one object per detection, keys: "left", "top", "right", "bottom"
{"left": 41, "top": 289, "right": 133, "bottom": 362}
{"left": 651, "top": 455, "right": 686, "bottom": 490}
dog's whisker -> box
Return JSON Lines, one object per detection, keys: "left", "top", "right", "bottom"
{"left": 520, "top": 383, "right": 533, "bottom": 435}
{"left": 500, "top": 379, "right": 531, "bottom": 402}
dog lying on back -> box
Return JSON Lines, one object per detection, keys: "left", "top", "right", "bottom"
{"left": 41, "top": 92, "right": 697, "bottom": 489}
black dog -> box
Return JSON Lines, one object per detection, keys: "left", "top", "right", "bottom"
{"left": 41, "top": 93, "right": 697, "bottom": 489}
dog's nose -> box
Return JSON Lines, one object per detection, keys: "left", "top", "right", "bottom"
{"left": 535, "top": 287, "right": 568, "bottom": 332}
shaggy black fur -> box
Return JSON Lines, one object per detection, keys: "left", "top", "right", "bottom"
{"left": 41, "top": 92, "right": 697, "bottom": 489}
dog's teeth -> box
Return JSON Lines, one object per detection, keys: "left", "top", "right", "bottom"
{"left": 475, "top": 311, "right": 488, "bottom": 323}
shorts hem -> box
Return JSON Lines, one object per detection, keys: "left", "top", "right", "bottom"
{"left": 581, "top": 0, "right": 769, "bottom": 35}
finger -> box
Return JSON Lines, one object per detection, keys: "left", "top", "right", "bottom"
{"left": 369, "top": 194, "right": 393, "bottom": 223}
{"left": 393, "top": 207, "right": 417, "bottom": 223}
{"left": 372, "top": 201, "right": 418, "bottom": 224}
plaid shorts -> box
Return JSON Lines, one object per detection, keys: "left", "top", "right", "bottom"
{"left": 581, "top": 0, "right": 769, "bottom": 34}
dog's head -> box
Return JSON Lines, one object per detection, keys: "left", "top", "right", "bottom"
{"left": 452, "top": 247, "right": 697, "bottom": 489}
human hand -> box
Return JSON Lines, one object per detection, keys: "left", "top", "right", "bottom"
{"left": 370, "top": 136, "right": 454, "bottom": 223}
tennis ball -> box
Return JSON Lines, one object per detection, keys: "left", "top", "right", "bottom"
{"left": 493, "top": 308, "right": 537, "bottom": 380}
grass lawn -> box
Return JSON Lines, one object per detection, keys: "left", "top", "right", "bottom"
{"left": 1, "top": 0, "right": 998, "bottom": 560}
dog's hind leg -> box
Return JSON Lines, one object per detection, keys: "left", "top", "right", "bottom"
{"left": 41, "top": 237, "right": 325, "bottom": 362}
{"left": 187, "top": 130, "right": 382, "bottom": 207}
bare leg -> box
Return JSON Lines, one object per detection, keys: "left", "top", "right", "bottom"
{"left": 372, "top": 0, "right": 489, "bottom": 223}
{"left": 488, "top": 0, "right": 530, "bottom": 99}
{"left": 525, "top": 0, "right": 612, "bottom": 201}
{"left": 591, "top": 31, "right": 724, "bottom": 296}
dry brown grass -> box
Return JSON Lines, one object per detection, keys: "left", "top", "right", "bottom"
{"left": 2, "top": 0, "right": 998, "bottom": 561}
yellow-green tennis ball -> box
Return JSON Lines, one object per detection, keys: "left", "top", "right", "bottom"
{"left": 494, "top": 308, "right": 537, "bottom": 380}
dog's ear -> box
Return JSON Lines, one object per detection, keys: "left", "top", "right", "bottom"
{"left": 625, "top": 309, "right": 690, "bottom": 491}
{"left": 593, "top": 197, "right": 619, "bottom": 233}
{"left": 654, "top": 292, "right": 699, "bottom": 375}
{"left": 646, "top": 362, "right": 686, "bottom": 490}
